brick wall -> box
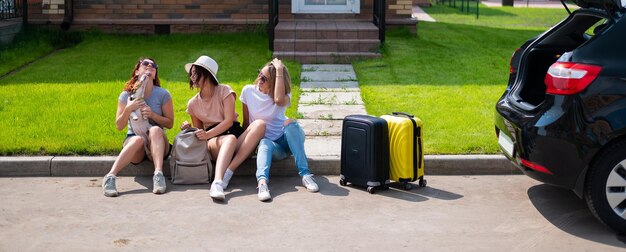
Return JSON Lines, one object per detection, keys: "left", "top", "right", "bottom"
{"left": 72, "top": 0, "right": 267, "bottom": 22}
{"left": 27, "top": 0, "right": 415, "bottom": 33}
{"left": 386, "top": 0, "right": 418, "bottom": 33}
{"left": 388, "top": 0, "right": 414, "bottom": 16}
{"left": 28, "top": 0, "right": 268, "bottom": 32}
{"left": 29, "top": 0, "right": 65, "bottom": 23}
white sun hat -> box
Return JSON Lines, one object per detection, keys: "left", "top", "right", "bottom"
{"left": 185, "top": 55, "right": 219, "bottom": 83}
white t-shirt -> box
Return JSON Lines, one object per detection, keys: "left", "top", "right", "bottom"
{"left": 240, "top": 85, "right": 291, "bottom": 141}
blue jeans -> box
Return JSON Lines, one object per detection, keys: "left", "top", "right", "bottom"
{"left": 256, "top": 122, "right": 311, "bottom": 182}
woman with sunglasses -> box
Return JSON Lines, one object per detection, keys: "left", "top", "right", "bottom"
{"left": 240, "top": 58, "right": 319, "bottom": 202}
{"left": 102, "top": 57, "right": 174, "bottom": 197}
{"left": 181, "top": 56, "right": 266, "bottom": 201}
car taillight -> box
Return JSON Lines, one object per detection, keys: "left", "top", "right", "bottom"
{"left": 510, "top": 48, "right": 521, "bottom": 74}
{"left": 521, "top": 159, "right": 553, "bottom": 175}
{"left": 544, "top": 62, "right": 602, "bottom": 95}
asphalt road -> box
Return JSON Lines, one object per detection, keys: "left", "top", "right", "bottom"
{"left": 1, "top": 175, "right": 625, "bottom": 251}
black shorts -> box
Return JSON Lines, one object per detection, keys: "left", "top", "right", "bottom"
{"left": 205, "top": 121, "right": 244, "bottom": 139}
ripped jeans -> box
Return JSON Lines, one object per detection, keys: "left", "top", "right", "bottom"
{"left": 256, "top": 122, "right": 311, "bottom": 182}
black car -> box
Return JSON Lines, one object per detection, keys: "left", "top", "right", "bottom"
{"left": 495, "top": 0, "right": 626, "bottom": 233}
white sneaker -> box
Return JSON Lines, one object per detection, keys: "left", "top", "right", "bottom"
{"left": 302, "top": 174, "right": 319, "bottom": 192}
{"left": 258, "top": 184, "right": 272, "bottom": 201}
{"left": 209, "top": 181, "right": 225, "bottom": 201}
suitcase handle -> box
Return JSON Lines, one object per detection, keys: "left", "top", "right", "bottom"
{"left": 392, "top": 112, "right": 414, "bottom": 118}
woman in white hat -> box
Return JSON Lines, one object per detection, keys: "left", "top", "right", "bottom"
{"left": 181, "top": 55, "right": 266, "bottom": 201}
{"left": 102, "top": 57, "right": 174, "bottom": 197}
{"left": 240, "top": 58, "right": 319, "bottom": 202}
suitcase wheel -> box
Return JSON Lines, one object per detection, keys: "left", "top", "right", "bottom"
{"left": 367, "top": 186, "right": 376, "bottom": 194}
{"left": 419, "top": 178, "right": 427, "bottom": 188}
{"left": 339, "top": 179, "right": 347, "bottom": 186}
{"left": 402, "top": 182, "right": 412, "bottom": 190}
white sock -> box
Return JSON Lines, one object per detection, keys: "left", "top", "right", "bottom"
{"left": 222, "top": 169, "right": 234, "bottom": 189}
{"left": 154, "top": 171, "right": 163, "bottom": 176}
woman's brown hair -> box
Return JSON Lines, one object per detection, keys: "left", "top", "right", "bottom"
{"left": 123, "top": 57, "right": 161, "bottom": 92}
{"left": 188, "top": 65, "right": 218, "bottom": 89}
{"left": 264, "top": 62, "right": 291, "bottom": 102}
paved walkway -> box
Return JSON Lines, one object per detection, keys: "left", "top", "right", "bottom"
{"left": 300, "top": 64, "right": 365, "bottom": 158}
{"left": 412, "top": 5, "right": 437, "bottom": 22}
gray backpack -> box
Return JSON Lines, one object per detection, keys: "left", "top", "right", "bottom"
{"left": 169, "top": 128, "right": 213, "bottom": 184}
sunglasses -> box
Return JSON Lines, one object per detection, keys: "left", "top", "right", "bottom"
{"left": 140, "top": 60, "right": 158, "bottom": 69}
{"left": 258, "top": 71, "right": 268, "bottom": 83}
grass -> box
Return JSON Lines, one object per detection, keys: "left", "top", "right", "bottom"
{"left": 0, "top": 30, "right": 301, "bottom": 155}
{"left": 0, "top": 26, "right": 66, "bottom": 77}
{"left": 0, "top": 5, "right": 570, "bottom": 155}
{"left": 426, "top": 4, "right": 569, "bottom": 30}
{"left": 353, "top": 5, "right": 569, "bottom": 154}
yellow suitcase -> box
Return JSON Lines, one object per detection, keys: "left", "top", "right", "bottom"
{"left": 381, "top": 112, "right": 426, "bottom": 190}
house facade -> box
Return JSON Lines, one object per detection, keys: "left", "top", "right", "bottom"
{"left": 25, "top": 0, "right": 421, "bottom": 62}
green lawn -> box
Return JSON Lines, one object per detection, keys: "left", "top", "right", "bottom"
{"left": 426, "top": 4, "right": 569, "bottom": 30}
{"left": 0, "top": 31, "right": 301, "bottom": 155}
{"left": 0, "top": 5, "right": 569, "bottom": 155}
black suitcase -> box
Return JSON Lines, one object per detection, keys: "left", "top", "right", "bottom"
{"left": 340, "top": 115, "right": 390, "bottom": 194}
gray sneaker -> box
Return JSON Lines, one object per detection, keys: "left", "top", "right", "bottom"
{"left": 102, "top": 174, "right": 119, "bottom": 197}
{"left": 153, "top": 172, "right": 166, "bottom": 194}
{"left": 302, "top": 174, "right": 319, "bottom": 192}
{"left": 258, "top": 184, "right": 272, "bottom": 202}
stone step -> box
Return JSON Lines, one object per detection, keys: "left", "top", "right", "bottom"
{"left": 302, "top": 64, "right": 354, "bottom": 72}
{"left": 274, "top": 39, "right": 379, "bottom": 53}
{"left": 273, "top": 51, "right": 381, "bottom": 64}
{"left": 300, "top": 81, "right": 360, "bottom": 90}
{"left": 274, "top": 21, "right": 381, "bottom": 64}
{"left": 32, "top": 155, "right": 340, "bottom": 177}
{"left": 301, "top": 87, "right": 361, "bottom": 92}
{"left": 304, "top": 135, "right": 342, "bottom": 157}
{"left": 298, "top": 104, "right": 366, "bottom": 120}
{"left": 299, "top": 119, "right": 343, "bottom": 136}
{"left": 299, "top": 92, "right": 363, "bottom": 105}
{"left": 4, "top": 155, "right": 521, "bottom": 178}
{"left": 301, "top": 71, "right": 357, "bottom": 82}
{"left": 274, "top": 21, "right": 379, "bottom": 41}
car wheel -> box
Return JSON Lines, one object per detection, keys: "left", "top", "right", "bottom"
{"left": 585, "top": 140, "right": 626, "bottom": 234}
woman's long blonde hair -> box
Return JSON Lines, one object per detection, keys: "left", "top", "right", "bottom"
{"left": 264, "top": 62, "right": 291, "bottom": 102}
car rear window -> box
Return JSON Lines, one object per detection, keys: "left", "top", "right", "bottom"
{"left": 585, "top": 18, "right": 610, "bottom": 37}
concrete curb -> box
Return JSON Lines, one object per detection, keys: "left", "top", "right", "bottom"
{"left": 0, "top": 155, "right": 520, "bottom": 177}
